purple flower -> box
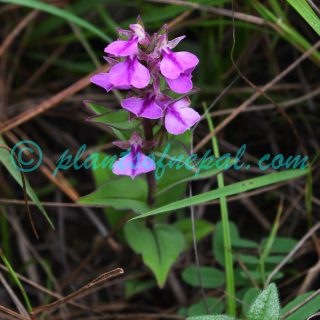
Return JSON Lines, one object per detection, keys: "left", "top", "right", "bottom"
{"left": 129, "top": 23, "right": 148, "bottom": 45}
{"left": 160, "top": 48, "right": 199, "bottom": 80}
{"left": 90, "top": 72, "right": 131, "bottom": 91}
{"left": 164, "top": 97, "right": 200, "bottom": 135}
{"left": 112, "top": 133, "right": 156, "bottom": 179}
{"left": 108, "top": 56, "right": 150, "bottom": 89}
{"left": 90, "top": 72, "right": 113, "bottom": 91}
{"left": 121, "top": 93, "right": 162, "bottom": 119}
{"left": 165, "top": 67, "right": 194, "bottom": 94}
{"left": 104, "top": 37, "right": 139, "bottom": 57}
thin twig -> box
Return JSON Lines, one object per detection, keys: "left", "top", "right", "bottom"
{"left": 0, "top": 65, "right": 109, "bottom": 133}
{"left": 0, "top": 10, "right": 38, "bottom": 58}
{"left": 266, "top": 223, "right": 320, "bottom": 286}
{"left": 32, "top": 268, "right": 124, "bottom": 316}
{"left": 145, "top": 0, "right": 267, "bottom": 26}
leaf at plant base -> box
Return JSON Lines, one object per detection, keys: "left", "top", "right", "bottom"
{"left": 174, "top": 219, "right": 214, "bottom": 245}
{"left": 182, "top": 266, "right": 225, "bottom": 289}
{"left": 188, "top": 297, "right": 224, "bottom": 316}
{"left": 91, "top": 152, "right": 127, "bottom": 234}
{"left": 213, "top": 221, "right": 257, "bottom": 266}
{"left": 242, "top": 288, "right": 260, "bottom": 316}
{"left": 124, "top": 222, "right": 185, "bottom": 287}
{"left": 281, "top": 291, "right": 320, "bottom": 320}
{"left": 0, "top": 136, "right": 54, "bottom": 229}
{"left": 248, "top": 283, "right": 280, "bottom": 320}
{"left": 125, "top": 279, "right": 156, "bottom": 299}
{"left": 84, "top": 101, "right": 109, "bottom": 116}
{"left": 92, "top": 110, "right": 140, "bottom": 130}
{"left": 79, "top": 176, "right": 149, "bottom": 213}
{"left": 187, "top": 315, "right": 234, "bottom": 320}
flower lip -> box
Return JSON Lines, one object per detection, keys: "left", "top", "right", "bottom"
{"left": 121, "top": 93, "right": 162, "bottom": 120}
{"left": 160, "top": 49, "right": 199, "bottom": 80}
{"left": 165, "top": 67, "right": 194, "bottom": 94}
{"left": 108, "top": 56, "right": 150, "bottom": 89}
{"left": 112, "top": 132, "right": 156, "bottom": 179}
{"left": 104, "top": 37, "right": 139, "bottom": 57}
{"left": 164, "top": 97, "right": 201, "bottom": 135}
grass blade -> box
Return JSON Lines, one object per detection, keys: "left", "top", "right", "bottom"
{"left": 287, "top": 0, "right": 320, "bottom": 36}
{"left": 1, "top": 0, "right": 111, "bottom": 42}
{"left": 131, "top": 169, "right": 308, "bottom": 220}
{"left": 205, "top": 105, "right": 236, "bottom": 316}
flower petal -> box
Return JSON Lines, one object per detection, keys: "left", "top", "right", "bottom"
{"left": 90, "top": 73, "right": 113, "bottom": 91}
{"left": 112, "top": 150, "right": 156, "bottom": 179}
{"left": 121, "top": 96, "right": 162, "bottom": 119}
{"left": 133, "top": 153, "right": 156, "bottom": 177}
{"left": 104, "top": 38, "right": 138, "bottom": 57}
{"left": 130, "top": 58, "right": 150, "bottom": 88}
{"left": 166, "top": 72, "right": 193, "bottom": 94}
{"left": 160, "top": 50, "right": 199, "bottom": 79}
{"left": 165, "top": 98, "right": 200, "bottom": 135}
{"left": 108, "top": 60, "right": 131, "bottom": 87}
{"left": 174, "top": 51, "right": 199, "bottom": 71}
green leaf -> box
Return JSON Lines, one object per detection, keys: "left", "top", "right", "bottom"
{"left": 243, "top": 288, "right": 260, "bottom": 316}
{"left": 188, "top": 297, "right": 224, "bottom": 317}
{"left": 85, "top": 101, "right": 109, "bottom": 116}
{"left": 125, "top": 279, "right": 156, "bottom": 299}
{"left": 132, "top": 170, "right": 308, "bottom": 220}
{"left": 213, "top": 221, "right": 257, "bottom": 266}
{"left": 124, "top": 222, "right": 185, "bottom": 287}
{"left": 238, "top": 254, "right": 259, "bottom": 264}
{"left": 281, "top": 291, "right": 320, "bottom": 320}
{"left": 261, "top": 237, "right": 297, "bottom": 254}
{"left": 187, "top": 315, "right": 234, "bottom": 320}
{"left": 248, "top": 283, "right": 280, "bottom": 320}
{"left": 92, "top": 110, "right": 140, "bottom": 130}
{"left": 79, "top": 176, "right": 149, "bottom": 213}
{"left": 174, "top": 219, "right": 214, "bottom": 245}
{"left": 0, "top": 137, "right": 54, "bottom": 229}
{"left": 1, "top": 0, "right": 111, "bottom": 41}
{"left": 182, "top": 266, "right": 225, "bottom": 289}
{"left": 90, "top": 152, "right": 127, "bottom": 234}
{"left": 287, "top": 0, "right": 320, "bottom": 36}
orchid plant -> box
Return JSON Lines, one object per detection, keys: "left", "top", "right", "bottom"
{"left": 90, "top": 18, "right": 200, "bottom": 189}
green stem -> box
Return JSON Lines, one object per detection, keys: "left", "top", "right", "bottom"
{"left": 143, "top": 119, "right": 156, "bottom": 206}
{"left": 204, "top": 104, "right": 236, "bottom": 316}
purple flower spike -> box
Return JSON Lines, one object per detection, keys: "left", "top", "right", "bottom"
{"left": 112, "top": 132, "right": 156, "bottom": 179}
{"left": 164, "top": 97, "right": 200, "bottom": 135}
{"left": 165, "top": 68, "right": 194, "bottom": 94}
{"left": 89, "top": 17, "right": 201, "bottom": 176}
{"left": 104, "top": 38, "right": 139, "bottom": 57}
{"left": 121, "top": 93, "right": 162, "bottom": 119}
{"left": 160, "top": 49, "right": 199, "bottom": 80}
{"left": 108, "top": 56, "right": 150, "bottom": 89}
